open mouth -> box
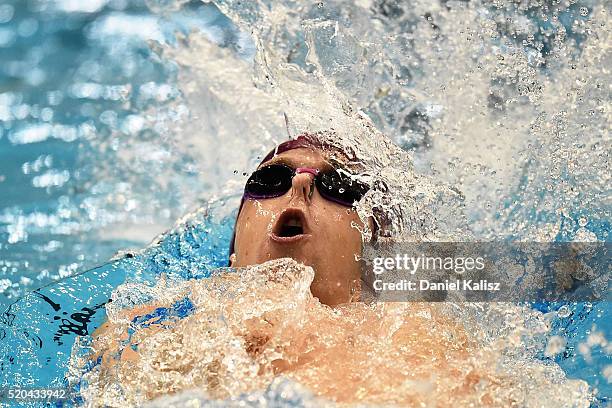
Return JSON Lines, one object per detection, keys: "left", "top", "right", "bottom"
{"left": 270, "top": 208, "right": 310, "bottom": 243}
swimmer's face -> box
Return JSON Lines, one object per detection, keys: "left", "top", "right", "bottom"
{"left": 231, "top": 147, "right": 364, "bottom": 306}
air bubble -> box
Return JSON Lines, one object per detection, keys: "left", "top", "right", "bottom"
{"left": 557, "top": 305, "right": 571, "bottom": 318}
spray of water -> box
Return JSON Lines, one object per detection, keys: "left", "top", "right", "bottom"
{"left": 70, "top": 0, "right": 608, "bottom": 405}
{"left": 73, "top": 259, "right": 591, "bottom": 407}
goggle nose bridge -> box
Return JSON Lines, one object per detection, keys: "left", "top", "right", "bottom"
{"left": 294, "top": 167, "right": 319, "bottom": 199}
{"left": 295, "top": 167, "right": 319, "bottom": 176}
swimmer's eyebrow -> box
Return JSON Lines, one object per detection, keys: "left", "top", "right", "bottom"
{"left": 259, "top": 155, "right": 336, "bottom": 172}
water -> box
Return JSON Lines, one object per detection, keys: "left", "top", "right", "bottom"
{"left": 74, "top": 259, "right": 592, "bottom": 406}
{"left": 0, "top": 0, "right": 245, "bottom": 306}
{"left": 0, "top": 0, "right": 610, "bottom": 406}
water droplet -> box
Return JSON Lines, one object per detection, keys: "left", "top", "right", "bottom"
{"left": 557, "top": 305, "right": 571, "bottom": 318}
{"left": 544, "top": 335, "right": 566, "bottom": 357}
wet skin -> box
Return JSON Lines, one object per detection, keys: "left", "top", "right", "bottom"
{"left": 230, "top": 147, "right": 364, "bottom": 306}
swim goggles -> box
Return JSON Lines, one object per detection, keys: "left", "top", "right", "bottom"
{"left": 243, "top": 163, "right": 369, "bottom": 207}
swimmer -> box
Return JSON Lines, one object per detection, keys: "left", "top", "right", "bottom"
{"left": 91, "top": 133, "right": 373, "bottom": 356}
{"left": 84, "top": 133, "right": 590, "bottom": 407}
{"left": 228, "top": 133, "right": 371, "bottom": 306}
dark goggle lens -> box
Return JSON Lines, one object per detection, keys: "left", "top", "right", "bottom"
{"left": 245, "top": 164, "right": 293, "bottom": 198}
{"left": 315, "top": 170, "right": 369, "bottom": 206}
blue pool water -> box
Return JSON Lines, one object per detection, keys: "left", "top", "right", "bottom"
{"left": 0, "top": 200, "right": 235, "bottom": 401}
{"left": 0, "top": 0, "right": 609, "bottom": 406}
{"left": 0, "top": 0, "right": 245, "bottom": 307}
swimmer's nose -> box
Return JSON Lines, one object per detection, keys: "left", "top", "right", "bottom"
{"left": 291, "top": 168, "right": 317, "bottom": 204}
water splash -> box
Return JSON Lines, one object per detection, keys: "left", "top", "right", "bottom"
{"left": 203, "top": 0, "right": 609, "bottom": 241}
{"left": 0, "top": 1, "right": 246, "bottom": 304}
{"left": 65, "top": 0, "right": 610, "bottom": 404}
{"left": 75, "top": 259, "right": 592, "bottom": 407}
{"left": 1, "top": 0, "right": 608, "bottom": 404}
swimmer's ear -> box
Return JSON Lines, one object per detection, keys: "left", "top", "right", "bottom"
{"left": 229, "top": 253, "right": 237, "bottom": 267}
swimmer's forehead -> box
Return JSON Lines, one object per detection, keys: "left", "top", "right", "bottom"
{"left": 259, "top": 147, "right": 355, "bottom": 171}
